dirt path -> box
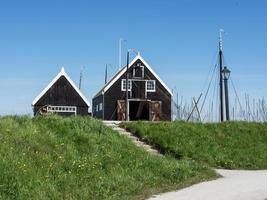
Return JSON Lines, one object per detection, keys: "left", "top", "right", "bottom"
{"left": 148, "top": 169, "right": 267, "bottom": 200}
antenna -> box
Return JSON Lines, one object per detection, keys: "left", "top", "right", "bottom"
{"left": 79, "top": 66, "right": 84, "bottom": 90}
{"left": 105, "top": 64, "right": 108, "bottom": 84}
{"left": 219, "top": 29, "right": 224, "bottom": 51}
{"left": 105, "top": 64, "right": 112, "bottom": 84}
{"left": 119, "top": 38, "right": 127, "bottom": 70}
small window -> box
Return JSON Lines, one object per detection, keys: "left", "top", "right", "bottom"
{"left": 121, "top": 79, "right": 132, "bottom": 91}
{"left": 99, "top": 103, "right": 103, "bottom": 111}
{"left": 146, "top": 80, "right": 156, "bottom": 92}
{"left": 133, "top": 64, "right": 144, "bottom": 78}
{"left": 96, "top": 105, "right": 99, "bottom": 112}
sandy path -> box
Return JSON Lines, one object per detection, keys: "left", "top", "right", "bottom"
{"left": 148, "top": 169, "right": 267, "bottom": 200}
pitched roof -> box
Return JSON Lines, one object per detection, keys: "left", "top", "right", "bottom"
{"left": 94, "top": 54, "right": 173, "bottom": 98}
{"left": 32, "top": 67, "right": 90, "bottom": 107}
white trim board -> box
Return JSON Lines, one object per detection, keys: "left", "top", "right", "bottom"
{"left": 99, "top": 54, "right": 173, "bottom": 96}
{"left": 32, "top": 67, "right": 90, "bottom": 107}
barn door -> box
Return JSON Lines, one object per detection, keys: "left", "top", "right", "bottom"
{"left": 117, "top": 100, "right": 126, "bottom": 121}
{"left": 149, "top": 101, "right": 162, "bottom": 121}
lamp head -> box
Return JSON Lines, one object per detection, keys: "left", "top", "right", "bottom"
{"left": 222, "top": 66, "right": 231, "bottom": 80}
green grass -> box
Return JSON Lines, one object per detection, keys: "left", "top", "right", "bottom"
{"left": 122, "top": 121, "right": 267, "bottom": 169}
{"left": 0, "top": 116, "right": 216, "bottom": 200}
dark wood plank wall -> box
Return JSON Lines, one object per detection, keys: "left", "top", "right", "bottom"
{"left": 92, "top": 94, "right": 103, "bottom": 119}
{"left": 132, "top": 81, "right": 145, "bottom": 99}
{"left": 93, "top": 59, "right": 172, "bottom": 120}
{"left": 34, "top": 76, "right": 88, "bottom": 116}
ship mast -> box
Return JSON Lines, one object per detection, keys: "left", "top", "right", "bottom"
{"left": 219, "top": 29, "right": 224, "bottom": 122}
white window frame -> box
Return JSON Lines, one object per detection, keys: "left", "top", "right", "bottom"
{"left": 121, "top": 79, "right": 132, "bottom": 91}
{"left": 96, "top": 105, "right": 99, "bottom": 112}
{"left": 99, "top": 103, "right": 103, "bottom": 111}
{"left": 146, "top": 80, "right": 156, "bottom": 92}
{"left": 47, "top": 106, "right": 77, "bottom": 115}
{"left": 133, "top": 65, "right": 144, "bottom": 78}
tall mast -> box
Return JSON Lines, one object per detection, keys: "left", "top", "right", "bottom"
{"left": 119, "top": 38, "right": 126, "bottom": 70}
{"left": 79, "top": 66, "right": 84, "bottom": 90}
{"left": 105, "top": 64, "right": 108, "bottom": 84}
{"left": 219, "top": 29, "right": 224, "bottom": 122}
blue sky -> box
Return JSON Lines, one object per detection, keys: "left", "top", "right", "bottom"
{"left": 0, "top": 0, "right": 266, "bottom": 115}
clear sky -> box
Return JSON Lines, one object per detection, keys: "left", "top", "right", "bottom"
{"left": 0, "top": 0, "right": 266, "bottom": 115}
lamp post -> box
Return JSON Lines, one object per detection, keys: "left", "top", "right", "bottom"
{"left": 222, "top": 66, "right": 231, "bottom": 121}
{"left": 219, "top": 30, "right": 224, "bottom": 122}
{"left": 125, "top": 48, "right": 139, "bottom": 121}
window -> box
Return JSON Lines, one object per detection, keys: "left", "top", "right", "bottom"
{"left": 121, "top": 79, "right": 132, "bottom": 91}
{"left": 96, "top": 105, "right": 99, "bottom": 112}
{"left": 133, "top": 64, "right": 144, "bottom": 78}
{"left": 47, "top": 106, "right": 77, "bottom": 115}
{"left": 146, "top": 80, "right": 156, "bottom": 92}
{"left": 99, "top": 103, "right": 103, "bottom": 111}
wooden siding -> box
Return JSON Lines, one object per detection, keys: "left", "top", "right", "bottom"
{"left": 93, "top": 59, "right": 172, "bottom": 121}
{"left": 92, "top": 94, "right": 103, "bottom": 119}
{"left": 33, "top": 76, "right": 88, "bottom": 116}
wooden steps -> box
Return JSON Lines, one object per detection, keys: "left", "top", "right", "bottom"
{"left": 103, "top": 121, "right": 161, "bottom": 156}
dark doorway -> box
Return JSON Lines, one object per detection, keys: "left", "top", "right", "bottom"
{"left": 129, "top": 101, "right": 149, "bottom": 120}
{"left": 132, "top": 81, "right": 145, "bottom": 99}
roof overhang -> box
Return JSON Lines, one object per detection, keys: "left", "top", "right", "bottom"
{"left": 93, "top": 54, "right": 173, "bottom": 98}
{"left": 32, "top": 68, "right": 90, "bottom": 107}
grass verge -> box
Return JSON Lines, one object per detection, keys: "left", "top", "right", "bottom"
{"left": 122, "top": 121, "right": 267, "bottom": 169}
{"left": 0, "top": 116, "right": 216, "bottom": 200}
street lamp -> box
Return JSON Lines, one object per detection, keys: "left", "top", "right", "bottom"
{"left": 222, "top": 66, "right": 231, "bottom": 120}
{"left": 125, "top": 48, "right": 139, "bottom": 121}
{"left": 222, "top": 66, "right": 231, "bottom": 80}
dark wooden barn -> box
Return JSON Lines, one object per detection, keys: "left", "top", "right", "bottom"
{"left": 32, "top": 68, "right": 90, "bottom": 116}
{"left": 92, "top": 53, "right": 173, "bottom": 121}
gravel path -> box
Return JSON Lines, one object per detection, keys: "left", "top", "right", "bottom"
{"left": 149, "top": 169, "right": 267, "bottom": 200}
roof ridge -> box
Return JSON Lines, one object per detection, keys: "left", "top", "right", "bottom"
{"left": 32, "top": 68, "right": 90, "bottom": 107}
{"left": 93, "top": 54, "right": 173, "bottom": 98}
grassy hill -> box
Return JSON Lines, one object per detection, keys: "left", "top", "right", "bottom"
{"left": 122, "top": 121, "right": 267, "bottom": 169}
{"left": 0, "top": 116, "right": 215, "bottom": 200}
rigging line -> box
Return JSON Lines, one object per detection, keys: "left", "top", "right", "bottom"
{"left": 246, "top": 94, "right": 255, "bottom": 121}
{"left": 216, "top": 72, "right": 221, "bottom": 121}
{"left": 200, "top": 63, "right": 218, "bottom": 113}
{"left": 186, "top": 94, "right": 202, "bottom": 121}
{"left": 222, "top": 53, "right": 228, "bottom": 66}
{"left": 207, "top": 62, "right": 218, "bottom": 122}
{"left": 200, "top": 47, "right": 220, "bottom": 94}
{"left": 214, "top": 65, "right": 220, "bottom": 122}
{"left": 261, "top": 98, "right": 267, "bottom": 121}
{"left": 229, "top": 77, "right": 243, "bottom": 111}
